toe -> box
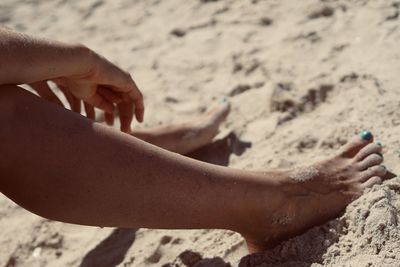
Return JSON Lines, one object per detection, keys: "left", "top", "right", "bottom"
{"left": 358, "top": 153, "right": 383, "bottom": 170}
{"left": 361, "top": 176, "right": 382, "bottom": 189}
{"left": 205, "top": 101, "right": 231, "bottom": 125}
{"left": 216, "top": 101, "right": 231, "bottom": 120}
{"left": 338, "top": 132, "right": 374, "bottom": 158}
{"left": 358, "top": 165, "right": 387, "bottom": 182}
{"left": 354, "top": 143, "right": 382, "bottom": 161}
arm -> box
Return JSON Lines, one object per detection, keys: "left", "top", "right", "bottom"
{"left": 0, "top": 27, "right": 91, "bottom": 85}
{"left": 0, "top": 27, "right": 144, "bottom": 132}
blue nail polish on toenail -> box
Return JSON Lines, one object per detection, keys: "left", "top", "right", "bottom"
{"left": 377, "top": 152, "right": 383, "bottom": 158}
{"left": 360, "top": 131, "right": 373, "bottom": 141}
{"left": 376, "top": 141, "right": 382, "bottom": 146}
{"left": 219, "top": 97, "right": 228, "bottom": 104}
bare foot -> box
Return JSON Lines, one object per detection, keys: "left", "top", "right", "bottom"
{"left": 132, "top": 100, "right": 231, "bottom": 154}
{"left": 239, "top": 132, "right": 387, "bottom": 253}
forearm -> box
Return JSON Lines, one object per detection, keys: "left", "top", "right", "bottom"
{"left": 0, "top": 27, "right": 92, "bottom": 85}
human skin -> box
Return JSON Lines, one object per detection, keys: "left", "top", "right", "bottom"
{"left": 0, "top": 28, "right": 388, "bottom": 253}
{"left": 0, "top": 85, "right": 387, "bottom": 252}
{"left": 131, "top": 101, "right": 231, "bottom": 154}
{"left": 0, "top": 26, "right": 144, "bottom": 133}
{"left": 0, "top": 27, "right": 230, "bottom": 153}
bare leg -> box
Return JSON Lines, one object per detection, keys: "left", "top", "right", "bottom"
{"left": 131, "top": 101, "right": 230, "bottom": 154}
{"left": 0, "top": 86, "right": 387, "bottom": 253}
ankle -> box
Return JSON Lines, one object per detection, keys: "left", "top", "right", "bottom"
{"left": 231, "top": 171, "right": 293, "bottom": 230}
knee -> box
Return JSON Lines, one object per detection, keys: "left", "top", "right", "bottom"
{"left": 0, "top": 85, "right": 41, "bottom": 140}
{"left": 0, "top": 84, "right": 18, "bottom": 112}
{"left": 0, "top": 85, "right": 37, "bottom": 120}
{"left": 0, "top": 85, "right": 30, "bottom": 175}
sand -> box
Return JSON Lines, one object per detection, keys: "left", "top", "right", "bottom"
{"left": 1, "top": 0, "right": 400, "bottom": 266}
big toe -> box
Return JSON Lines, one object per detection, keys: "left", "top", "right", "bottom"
{"left": 205, "top": 100, "right": 231, "bottom": 126}
{"left": 338, "top": 131, "right": 374, "bottom": 158}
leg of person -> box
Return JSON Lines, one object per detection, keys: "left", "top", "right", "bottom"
{"left": 131, "top": 101, "right": 230, "bottom": 154}
{"left": 0, "top": 85, "right": 387, "bottom": 253}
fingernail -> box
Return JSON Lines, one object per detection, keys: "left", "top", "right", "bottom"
{"left": 123, "top": 126, "right": 132, "bottom": 134}
{"left": 219, "top": 97, "right": 228, "bottom": 104}
{"left": 376, "top": 141, "right": 382, "bottom": 146}
{"left": 360, "top": 130, "right": 373, "bottom": 141}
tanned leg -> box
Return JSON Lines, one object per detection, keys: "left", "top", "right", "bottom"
{"left": 0, "top": 86, "right": 387, "bottom": 253}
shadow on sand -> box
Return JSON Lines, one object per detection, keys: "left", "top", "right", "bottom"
{"left": 187, "top": 131, "right": 252, "bottom": 166}
{"left": 79, "top": 228, "right": 137, "bottom": 267}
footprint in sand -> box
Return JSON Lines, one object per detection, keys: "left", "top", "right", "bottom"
{"left": 296, "top": 135, "right": 319, "bottom": 153}
{"left": 160, "top": 235, "right": 173, "bottom": 245}
{"left": 164, "top": 250, "right": 231, "bottom": 267}
{"left": 170, "top": 28, "right": 186, "bottom": 37}
{"left": 145, "top": 235, "right": 178, "bottom": 264}
{"left": 308, "top": 6, "right": 335, "bottom": 20}
{"left": 259, "top": 16, "right": 273, "bottom": 26}
{"left": 270, "top": 82, "right": 334, "bottom": 124}
{"left": 146, "top": 248, "right": 163, "bottom": 264}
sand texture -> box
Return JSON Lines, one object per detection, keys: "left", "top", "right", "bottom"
{"left": 1, "top": 0, "right": 400, "bottom": 266}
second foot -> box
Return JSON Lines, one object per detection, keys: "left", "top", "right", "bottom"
{"left": 175, "top": 99, "right": 231, "bottom": 154}
{"left": 239, "top": 131, "right": 388, "bottom": 253}
{"left": 132, "top": 99, "right": 231, "bottom": 154}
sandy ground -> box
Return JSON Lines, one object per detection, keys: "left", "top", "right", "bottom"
{"left": 1, "top": 0, "right": 400, "bottom": 266}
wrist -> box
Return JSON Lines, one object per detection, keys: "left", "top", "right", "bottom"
{"left": 63, "top": 43, "right": 96, "bottom": 79}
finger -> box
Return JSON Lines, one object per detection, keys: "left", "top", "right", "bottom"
{"left": 98, "top": 86, "right": 123, "bottom": 104}
{"left": 118, "top": 102, "right": 134, "bottom": 133}
{"left": 61, "top": 86, "right": 81, "bottom": 113}
{"left": 30, "top": 81, "right": 64, "bottom": 107}
{"left": 59, "top": 85, "right": 75, "bottom": 111}
{"left": 71, "top": 95, "right": 82, "bottom": 113}
{"left": 109, "top": 81, "right": 144, "bottom": 123}
{"left": 132, "top": 96, "right": 144, "bottom": 123}
{"left": 129, "top": 80, "right": 144, "bottom": 123}
{"left": 85, "top": 93, "right": 114, "bottom": 114}
{"left": 84, "top": 102, "right": 95, "bottom": 120}
{"left": 104, "top": 111, "right": 114, "bottom": 126}
{"left": 97, "top": 68, "right": 144, "bottom": 123}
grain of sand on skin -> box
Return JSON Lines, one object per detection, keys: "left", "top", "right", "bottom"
{"left": 1, "top": 0, "right": 400, "bottom": 266}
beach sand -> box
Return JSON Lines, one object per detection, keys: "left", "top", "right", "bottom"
{"left": 1, "top": 0, "right": 400, "bottom": 266}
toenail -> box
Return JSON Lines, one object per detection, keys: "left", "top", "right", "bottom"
{"left": 377, "top": 152, "right": 383, "bottom": 158}
{"left": 376, "top": 141, "right": 382, "bottom": 146}
{"left": 360, "top": 130, "right": 373, "bottom": 141}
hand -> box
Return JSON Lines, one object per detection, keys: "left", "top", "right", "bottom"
{"left": 29, "top": 47, "right": 144, "bottom": 133}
